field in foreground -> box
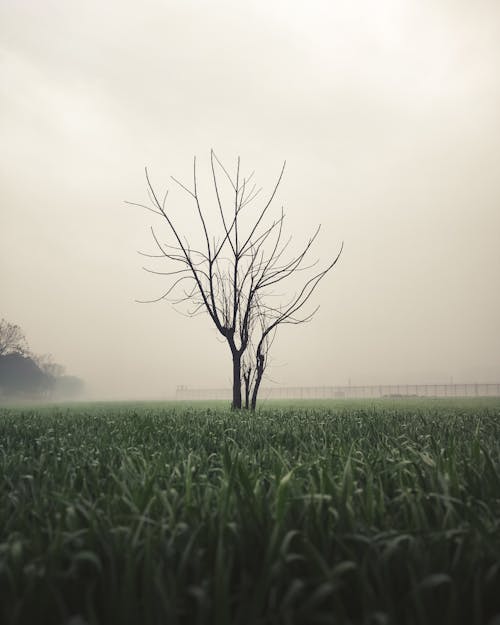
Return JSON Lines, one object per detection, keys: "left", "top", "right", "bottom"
{"left": 1, "top": 399, "right": 499, "bottom": 625}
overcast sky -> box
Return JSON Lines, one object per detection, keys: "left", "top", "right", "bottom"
{"left": 1, "top": 0, "right": 499, "bottom": 399}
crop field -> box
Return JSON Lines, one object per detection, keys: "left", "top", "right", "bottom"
{"left": 1, "top": 398, "right": 500, "bottom": 625}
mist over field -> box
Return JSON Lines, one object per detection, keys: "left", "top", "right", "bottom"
{"left": 1, "top": 0, "right": 500, "bottom": 400}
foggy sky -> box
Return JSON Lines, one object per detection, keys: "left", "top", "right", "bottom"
{"left": 1, "top": 0, "right": 499, "bottom": 399}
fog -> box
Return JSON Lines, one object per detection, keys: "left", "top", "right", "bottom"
{"left": 1, "top": 0, "right": 499, "bottom": 399}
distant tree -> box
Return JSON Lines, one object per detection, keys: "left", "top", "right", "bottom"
{"left": 0, "top": 353, "right": 51, "bottom": 397}
{"left": 0, "top": 319, "right": 83, "bottom": 401}
{"left": 131, "top": 152, "right": 342, "bottom": 410}
{"left": 0, "top": 318, "right": 27, "bottom": 356}
{"left": 32, "top": 353, "right": 66, "bottom": 378}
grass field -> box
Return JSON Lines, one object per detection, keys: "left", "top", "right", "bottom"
{"left": 1, "top": 398, "right": 499, "bottom": 625}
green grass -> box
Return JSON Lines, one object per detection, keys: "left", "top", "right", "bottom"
{"left": 1, "top": 399, "right": 499, "bottom": 624}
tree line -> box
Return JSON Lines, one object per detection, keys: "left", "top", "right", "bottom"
{"left": 0, "top": 318, "right": 84, "bottom": 400}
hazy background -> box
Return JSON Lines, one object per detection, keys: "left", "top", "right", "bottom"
{"left": 1, "top": 0, "right": 499, "bottom": 399}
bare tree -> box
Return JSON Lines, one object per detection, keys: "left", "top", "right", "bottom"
{"left": 130, "top": 152, "right": 342, "bottom": 409}
{"left": 32, "top": 353, "right": 66, "bottom": 378}
{"left": 0, "top": 318, "right": 27, "bottom": 357}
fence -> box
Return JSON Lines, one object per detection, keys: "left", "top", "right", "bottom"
{"left": 175, "top": 383, "right": 500, "bottom": 401}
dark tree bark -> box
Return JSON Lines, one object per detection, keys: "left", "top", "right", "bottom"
{"left": 131, "top": 152, "right": 342, "bottom": 410}
{"left": 231, "top": 350, "right": 242, "bottom": 410}
{"left": 243, "top": 365, "right": 252, "bottom": 410}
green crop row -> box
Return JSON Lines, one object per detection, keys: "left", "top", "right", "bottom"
{"left": 0, "top": 400, "right": 499, "bottom": 625}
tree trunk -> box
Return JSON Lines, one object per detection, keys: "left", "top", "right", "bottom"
{"left": 250, "top": 353, "right": 265, "bottom": 411}
{"left": 231, "top": 351, "right": 242, "bottom": 410}
{"left": 243, "top": 369, "right": 251, "bottom": 410}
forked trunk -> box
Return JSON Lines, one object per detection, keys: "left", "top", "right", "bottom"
{"left": 250, "top": 353, "right": 265, "bottom": 411}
